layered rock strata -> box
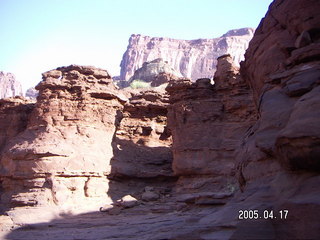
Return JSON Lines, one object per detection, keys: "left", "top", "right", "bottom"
{"left": 0, "top": 65, "right": 125, "bottom": 210}
{"left": 120, "top": 28, "right": 254, "bottom": 81}
{"left": 166, "top": 55, "right": 256, "bottom": 194}
{"left": 0, "top": 71, "right": 23, "bottom": 99}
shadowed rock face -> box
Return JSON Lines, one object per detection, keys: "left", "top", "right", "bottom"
{"left": 120, "top": 28, "right": 254, "bottom": 81}
{"left": 0, "top": 97, "right": 35, "bottom": 155}
{"left": 0, "top": 72, "right": 23, "bottom": 99}
{"left": 110, "top": 89, "right": 173, "bottom": 179}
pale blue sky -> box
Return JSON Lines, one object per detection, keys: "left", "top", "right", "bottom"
{"left": 0, "top": 0, "right": 273, "bottom": 91}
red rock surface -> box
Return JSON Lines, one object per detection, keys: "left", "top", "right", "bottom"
{"left": 0, "top": 97, "right": 35, "bottom": 156}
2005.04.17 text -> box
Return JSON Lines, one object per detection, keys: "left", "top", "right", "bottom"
{"left": 238, "top": 210, "right": 288, "bottom": 220}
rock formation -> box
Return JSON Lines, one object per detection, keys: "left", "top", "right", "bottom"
{"left": 129, "top": 58, "right": 182, "bottom": 87}
{"left": 120, "top": 28, "right": 254, "bottom": 81}
{"left": 234, "top": 0, "right": 320, "bottom": 238}
{"left": 166, "top": 55, "right": 256, "bottom": 195}
{"left": 1, "top": 0, "right": 320, "bottom": 239}
{"left": 107, "top": 89, "right": 176, "bottom": 202}
{"left": 110, "top": 89, "right": 173, "bottom": 179}
{"left": 0, "top": 66, "right": 176, "bottom": 212}
{"left": 25, "top": 87, "right": 38, "bottom": 99}
{"left": 0, "top": 71, "right": 23, "bottom": 99}
{"left": 0, "top": 65, "right": 125, "bottom": 211}
{"left": 0, "top": 97, "right": 35, "bottom": 157}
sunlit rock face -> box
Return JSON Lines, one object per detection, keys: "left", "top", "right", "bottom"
{"left": 0, "top": 71, "right": 23, "bottom": 99}
{"left": 0, "top": 65, "right": 125, "bottom": 210}
{"left": 120, "top": 28, "right": 254, "bottom": 81}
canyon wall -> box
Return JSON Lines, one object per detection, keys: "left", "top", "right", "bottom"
{"left": 0, "top": 71, "right": 23, "bottom": 99}
{"left": 120, "top": 28, "right": 254, "bottom": 81}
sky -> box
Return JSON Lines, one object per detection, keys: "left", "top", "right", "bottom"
{"left": 0, "top": 0, "right": 273, "bottom": 92}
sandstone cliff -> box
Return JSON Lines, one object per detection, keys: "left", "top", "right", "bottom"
{"left": 120, "top": 28, "right": 254, "bottom": 81}
{"left": 0, "top": 71, "right": 23, "bottom": 99}
{"left": 107, "top": 89, "right": 176, "bottom": 202}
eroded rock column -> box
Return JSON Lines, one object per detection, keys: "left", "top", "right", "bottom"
{"left": 0, "top": 65, "right": 125, "bottom": 210}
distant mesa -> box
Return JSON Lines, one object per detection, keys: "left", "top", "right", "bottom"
{"left": 221, "top": 28, "right": 254, "bottom": 37}
{"left": 0, "top": 71, "right": 23, "bottom": 99}
{"left": 120, "top": 27, "right": 254, "bottom": 82}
